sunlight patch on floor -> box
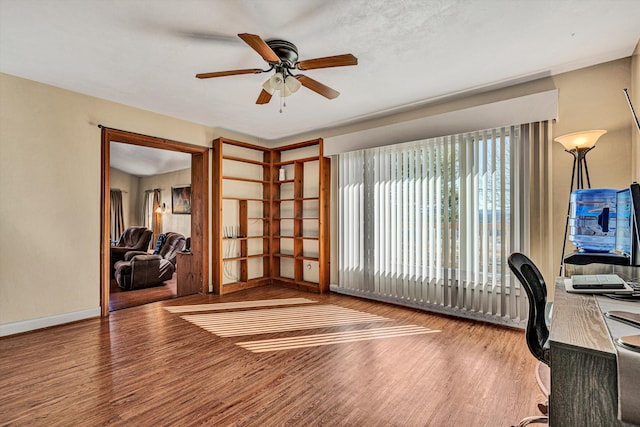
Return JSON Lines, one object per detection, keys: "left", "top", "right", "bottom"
{"left": 163, "top": 297, "right": 316, "bottom": 313}
{"left": 181, "top": 304, "right": 389, "bottom": 337}
{"left": 237, "top": 325, "right": 440, "bottom": 353}
{"left": 170, "top": 299, "right": 441, "bottom": 352}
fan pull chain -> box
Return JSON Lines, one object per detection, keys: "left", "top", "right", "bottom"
{"left": 283, "top": 78, "right": 287, "bottom": 111}
{"left": 279, "top": 89, "right": 283, "bottom": 113}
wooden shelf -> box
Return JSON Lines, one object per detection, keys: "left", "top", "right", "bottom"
{"left": 223, "top": 155, "right": 270, "bottom": 166}
{"left": 273, "top": 217, "right": 319, "bottom": 220}
{"left": 273, "top": 253, "right": 295, "bottom": 258}
{"left": 271, "top": 235, "right": 318, "bottom": 240}
{"left": 213, "top": 137, "right": 329, "bottom": 295}
{"left": 222, "top": 254, "right": 269, "bottom": 262}
{"left": 223, "top": 236, "right": 269, "bottom": 240}
{"left": 273, "top": 156, "right": 320, "bottom": 165}
{"left": 272, "top": 254, "right": 319, "bottom": 261}
{"left": 222, "top": 197, "right": 269, "bottom": 202}
{"left": 222, "top": 176, "right": 269, "bottom": 184}
{"left": 273, "top": 197, "right": 319, "bottom": 202}
{"left": 220, "top": 138, "right": 272, "bottom": 152}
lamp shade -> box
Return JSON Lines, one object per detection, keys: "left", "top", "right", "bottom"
{"left": 285, "top": 75, "right": 301, "bottom": 94}
{"left": 554, "top": 130, "right": 607, "bottom": 150}
{"left": 261, "top": 78, "right": 275, "bottom": 95}
{"left": 262, "top": 73, "right": 300, "bottom": 98}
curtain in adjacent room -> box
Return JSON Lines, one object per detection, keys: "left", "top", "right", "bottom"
{"left": 142, "top": 190, "right": 153, "bottom": 231}
{"left": 152, "top": 189, "right": 162, "bottom": 248}
{"left": 335, "top": 123, "right": 550, "bottom": 326}
{"left": 110, "top": 189, "right": 124, "bottom": 242}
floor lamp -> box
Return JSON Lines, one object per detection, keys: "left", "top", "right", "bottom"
{"left": 556, "top": 129, "right": 607, "bottom": 276}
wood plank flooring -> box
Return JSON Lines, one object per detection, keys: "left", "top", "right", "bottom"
{"left": 0, "top": 286, "right": 541, "bottom": 426}
{"left": 109, "top": 277, "right": 177, "bottom": 311}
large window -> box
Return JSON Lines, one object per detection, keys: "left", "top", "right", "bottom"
{"left": 336, "top": 126, "right": 532, "bottom": 325}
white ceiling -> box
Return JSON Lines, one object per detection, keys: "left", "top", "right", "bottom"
{"left": 110, "top": 141, "right": 191, "bottom": 176}
{"left": 1, "top": 0, "right": 639, "bottom": 173}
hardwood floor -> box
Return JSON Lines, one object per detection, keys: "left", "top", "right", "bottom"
{"left": 109, "top": 276, "right": 177, "bottom": 311}
{"left": 0, "top": 286, "right": 541, "bottom": 426}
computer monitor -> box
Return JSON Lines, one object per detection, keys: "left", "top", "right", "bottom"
{"left": 630, "top": 182, "right": 640, "bottom": 266}
{"left": 616, "top": 188, "right": 633, "bottom": 256}
{"left": 615, "top": 183, "right": 640, "bottom": 266}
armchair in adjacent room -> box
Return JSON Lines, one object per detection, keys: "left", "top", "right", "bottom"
{"left": 114, "top": 232, "right": 186, "bottom": 290}
{"left": 110, "top": 226, "right": 153, "bottom": 275}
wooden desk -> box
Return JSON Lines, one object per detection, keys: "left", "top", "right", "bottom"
{"left": 549, "top": 279, "right": 637, "bottom": 426}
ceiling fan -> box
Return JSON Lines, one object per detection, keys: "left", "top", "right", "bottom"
{"left": 196, "top": 33, "right": 357, "bottom": 105}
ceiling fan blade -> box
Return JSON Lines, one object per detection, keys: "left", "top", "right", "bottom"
{"left": 256, "top": 89, "right": 273, "bottom": 104}
{"left": 238, "top": 33, "right": 280, "bottom": 63}
{"left": 296, "top": 54, "right": 358, "bottom": 70}
{"left": 196, "top": 68, "right": 263, "bottom": 79}
{"left": 296, "top": 75, "right": 340, "bottom": 99}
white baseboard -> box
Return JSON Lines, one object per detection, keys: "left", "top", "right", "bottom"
{"left": 0, "top": 307, "right": 101, "bottom": 337}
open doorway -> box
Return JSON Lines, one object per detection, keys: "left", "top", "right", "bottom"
{"left": 100, "top": 127, "right": 209, "bottom": 317}
{"left": 109, "top": 142, "right": 190, "bottom": 310}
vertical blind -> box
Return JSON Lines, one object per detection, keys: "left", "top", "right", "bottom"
{"left": 336, "top": 126, "right": 530, "bottom": 325}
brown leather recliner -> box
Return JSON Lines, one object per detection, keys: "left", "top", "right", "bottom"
{"left": 110, "top": 227, "right": 153, "bottom": 277}
{"left": 114, "top": 232, "right": 186, "bottom": 290}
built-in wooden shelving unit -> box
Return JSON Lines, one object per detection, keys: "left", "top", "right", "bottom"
{"left": 211, "top": 137, "right": 329, "bottom": 295}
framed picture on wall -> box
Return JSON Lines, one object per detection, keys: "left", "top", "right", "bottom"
{"left": 172, "top": 185, "right": 191, "bottom": 214}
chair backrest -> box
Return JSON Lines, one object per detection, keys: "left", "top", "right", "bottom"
{"left": 152, "top": 233, "right": 167, "bottom": 254}
{"left": 508, "top": 252, "right": 551, "bottom": 366}
{"left": 117, "top": 227, "right": 153, "bottom": 250}
{"left": 157, "top": 232, "right": 186, "bottom": 264}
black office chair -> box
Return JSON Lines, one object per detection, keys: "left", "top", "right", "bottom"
{"left": 508, "top": 252, "right": 551, "bottom": 427}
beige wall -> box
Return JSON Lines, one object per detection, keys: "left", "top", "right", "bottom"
{"left": 139, "top": 168, "right": 192, "bottom": 238}
{"left": 0, "top": 73, "right": 217, "bottom": 327}
{"left": 110, "top": 167, "right": 193, "bottom": 239}
{"left": 632, "top": 42, "right": 640, "bottom": 181}
{"left": 551, "top": 59, "right": 633, "bottom": 281}
{"left": 110, "top": 167, "right": 141, "bottom": 228}
{"left": 0, "top": 52, "right": 637, "bottom": 330}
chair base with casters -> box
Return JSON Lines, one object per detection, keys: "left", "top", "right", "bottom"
{"left": 511, "top": 361, "right": 550, "bottom": 426}
{"left": 508, "top": 252, "right": 551, "bottom": 427}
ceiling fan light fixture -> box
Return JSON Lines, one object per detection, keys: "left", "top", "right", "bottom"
{"left": 262, "top": 78, "right": 275, "bottom": 95}
{"left": 263, "top": 72, "right": 298, "bottom": 97}
{"left": 285, "top": 75, "right": 301, "bottom": 94}
{"left": 197, "top": 33, "right": 357, "bottom": 108}
{"left": 269, "top": 72, "right": 286, "bottom": 90}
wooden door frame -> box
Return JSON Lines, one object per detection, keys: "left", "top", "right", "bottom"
{"left": 100, "top": 127, "right": 209, "bottom": 316}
